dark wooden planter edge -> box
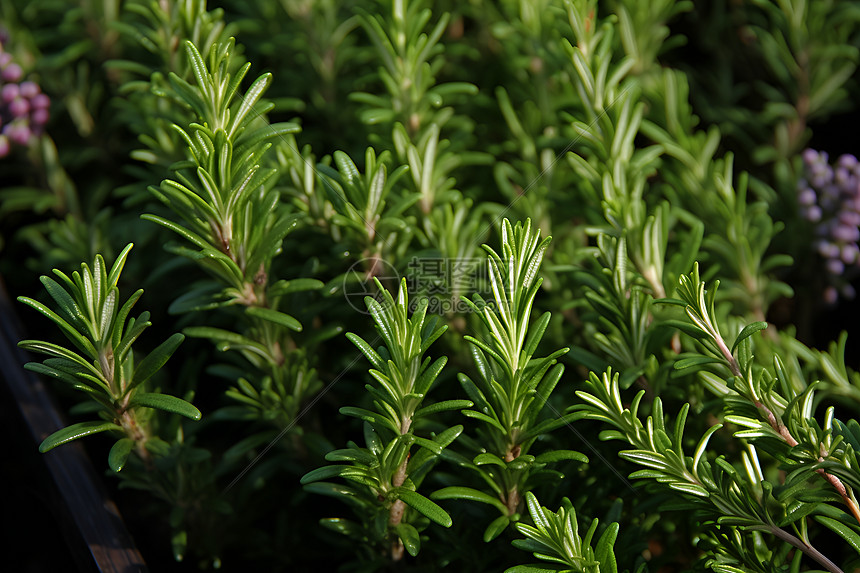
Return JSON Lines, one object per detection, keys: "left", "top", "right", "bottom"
{"left": 1, "top": 277, "right": 148, "bottom": 573}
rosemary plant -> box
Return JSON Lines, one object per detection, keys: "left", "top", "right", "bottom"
{"left": 142, "top": 38, "right": 327, "bottom": 434}
{"left": 433, "top": 219, "right": 587, "bottom": 541}
{"left": 17, "top": 244, "right": 200, "bottom": 468}
{"left": 507, "top": 492, "right": 622, "bottom": 573}
{"left": 302, "top": 278, "right": 467, "bottom": 563}
{"left": 571, "top": 263, "right": 860, "bottom": 572}
{"left": 5, "top": 0, "right": 860, "bottom": 571}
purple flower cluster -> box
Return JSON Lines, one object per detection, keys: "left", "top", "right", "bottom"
{"left": 0, "top": 37, "right": 50, "bottom": 158}
{"left": 798, "top": 148, "right": 860, "bottom": 303}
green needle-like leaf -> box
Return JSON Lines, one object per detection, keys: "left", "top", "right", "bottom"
{"left": 128, "top": 333, "right": 185, "bottom": 394}
{"left": 245, "top": 306, "right": 303, "bottom": 332}
{"left": 39, "top": 421, "right": 122, "bottom": 452}
{"left": 431, "top": 486, "right": 509, "bottom": 515}
{"left": 414, "top": 399, "right": 473, "bottom": 418}
{"left": 108, "top": 438, "right": 135, "bottom": 472}
{"left": 533, "top": 450, "right": 589, "bottom": 464}
{"left": 484, "top": 515, "right": 511, "bottom": 542}
{"left": 390, "top": 488, "right": 452, "bottom": 527}
{"left": 731, "top": 321, "right": 768, "bottom": 354}
{"left": 17, "top": 297, "right": 98, "bottom": 358}
{"left": 129, "top": 393, "right": 202, "bottom": 420}
{"left": 814, "top": 515, "right": 860, "bottom": 556}
{"left": 394, "top": 523, "right": 421, "bottom": 557}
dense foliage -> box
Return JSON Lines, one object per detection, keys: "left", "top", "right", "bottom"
{"left": 3, "top": 1, "right": 860, "bottom": 571}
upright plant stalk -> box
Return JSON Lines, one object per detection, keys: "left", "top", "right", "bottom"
{"left": 18, "top": 243, "right": 200, "bottom": 469}
{"left": 570, "top": 234, "right": 674, "bottom": 395}
{"left": 569, "top": 262, "right": 860, "bottom": 572}
{"left": 302, "top": 278, "right": 468, "bottom": 562}
{"left": 354, "top": 0, "right": 488, "bottom": 282}
{"left": 640, "top": 70, "right": 792, "bottom": 323}
{"left": 506, "top": 491, "right": 621, "bottom": 573}
{"left": 487, "top": 0, "right": 583, "bottom": 246}
{"left": 433, "top": 219, "right": 587, "bottom": 541}
{"left": 562, "top": 1, "right": 699, "bottom": 388}
{"left": 142, "top": 38, "right": 325, "bottom": 431}
{"left": 671, "top": 264, "right": 860, "bottom": 526}
{"left": 111, "top": 0, "right": 235, "bottom": 188}
{"left": 315, "top": 146, "right": 416, "bottom": 281}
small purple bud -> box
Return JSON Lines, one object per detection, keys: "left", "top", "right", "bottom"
{"left": 811, "top": 161, "right": 828, "bottom": 175}
{"left": 838, "top": 210, "right": 860, "bottom": 227}
{"left": 827, "top": 258, "right": 845, "bottom": 275}
{"left": 0, "top": 134, "right": 8, "bottom": 158}
{"left": 806, "top": 205, "right": 822, "bottom": 222}
{"left": 824, "top": 286, "right": 839, "bottom": 304}
{"left": 3, "top": 121, "right": 30, "bottom": 146}
{"left": 843, "top": 284, "right": 857, "bottom": 300}
{"left": 836, "top": 167, "right": 851, "bottom": 186}
{"left": 9, "top": 96, "right": 28, "bottom": 117}
{"left": 0, "top": 52, "right": 11, "bottom": 68}
{"left": 839, "top": 154, "right": 859, "bottom": 170}
{"left": 13, "top": 125, "right": 30, "bottom": 145}
{"left": 798, "top": 188, "right": 817, "bottom": 206}
{"left": 812, "top": 168, "right": 834, "bottom": 189}
{"left": 31, "top": 93, "right": 50, "bottom": 110}
{"left": 1, "top": 82, "right": 18, "bottom": 103}
{"left": 843, "top": 176, "right": 860, "bottom": 197}
{"left": 31, "top": 108, "right": 49, "bottom": 126}
{"left": 842, "top": 244, "right": 859, "bottom": 265}
{"left": 803, "top": 148, "right": 819, "bottom": 164}
{"left": 818, "top": 240, "right": 840, "bottom": 259}
{"left": 19, "top": 81, "right": 39, "bottom": 98}
{"left": 819, "top": 195, "right": 837, "bottom": 212}
{"left": 832, "top": 224, "right": 860, "bottom": 243}
{"left": 1, "top": 62, "right": 22, "bottom": 82}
